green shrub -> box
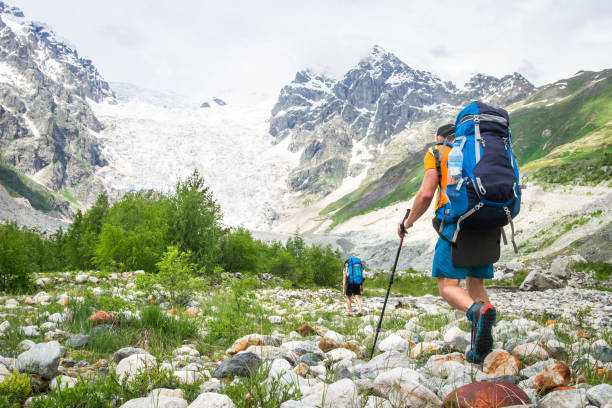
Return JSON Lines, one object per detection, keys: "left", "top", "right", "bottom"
{"left": 573, "top": 261, "right": 612, "bottom": 282}
{"left": 206, "top": 278, "right": 269, "bottom": 346}
{"left": 95, "top": 191, "right": 173, "bottom": 271}
{"left": 0, "top": 371, "right": 31, "bottom": 405}
{"left": 136, "top": 246, "right": 208, "bottom": 307}
{"left": 219, "top": 228, "right": 260, "bottom": 273}
{"left": 0, "top": 222, "right": 33, "bottom": 292}
{"left": 170, "top": 169, "right": 223, "bottom": 271}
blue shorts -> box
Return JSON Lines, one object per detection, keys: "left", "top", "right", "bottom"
{"left": 432, "top": 223, "right": 494, "bottom": 280}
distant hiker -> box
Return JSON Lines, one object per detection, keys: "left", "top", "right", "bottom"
{"left": 343, "top": 256, "right": 365, "bottom": 316}
{"left": 397, "top": 103, "right": 521, "bottom": 363}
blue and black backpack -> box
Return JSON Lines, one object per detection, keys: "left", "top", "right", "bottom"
{"left": 346, "top": 257, "right": 364, "bottom": 285}
{"left": 433, "top": 101, "right": 521, "bottom": 252}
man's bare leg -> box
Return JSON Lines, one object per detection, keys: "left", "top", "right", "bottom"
{"left": 345, "top": 296, "right": 353, "bottom": 315}
{"left": 354, "top": 295, "right": 364, "bottom": 314}
{"left": 466, "top": 277, "right": 490, "bottom": 304}
{"left": 437, "top": 277, "right": 474, "bottom": 312}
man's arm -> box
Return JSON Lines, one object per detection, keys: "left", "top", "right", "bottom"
{"left": 398, "top": 168, "right": 439, "bottom": 237}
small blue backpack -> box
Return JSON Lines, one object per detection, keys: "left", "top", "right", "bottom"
{"left": 346, "top": 257, "right": 364, "bottom": 285}
{"left": 434, "top": 101, "right": 521, "bottom": 252}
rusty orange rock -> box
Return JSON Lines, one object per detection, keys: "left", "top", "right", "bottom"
{"left": 59, "top": 299, "right": 69, "bottom": 307}
{"left": 228, "top": 339, "right": 249, "bottom": 355}
{"left": 443, "top": 381, "right": 531, "bottom": 408}
{"left": 483, "top": 350, "right": 522, "bottom": 377}
{"left": 294, "top": 362, "right": 309, "bottom": 377}
{"left": 534, "top": 360, "right": 571, "bottom": 393}
{"left": 148, "top": 298, "right": 156, "bottom": 305}
{"left": 596, "top": 368, "right": 612, "bottom": 381}
{"left": 183, "top": 310, "right": 197, "bottom": 317}
{"left": 169, "top": 308, "right": 179, "bottom": 315}
{"left": 295, "top": 324, "right": 316, "bottom": 337}
{"left": 88, "top": 311, "right": 118, "bottom": 325}
{"left": 545, "top": 320, "right": 558, "bottom": 326}
{"left": 576, "top": 330, "right": 588, "bottom": 339}
{"left": 318, "top": 337, "right": 342, "bottom": 353}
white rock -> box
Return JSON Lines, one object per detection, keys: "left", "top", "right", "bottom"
{"left": 19, "top": 326, "right": 40, "bottom": 337}
{"left": 75, "top": 274, "right": 88, "bottom": 283}
{"left": 88, "top": 276, "right": 99, "bottom": 284}
{"left": 373, "top": 367, "right": 441, "bottom": 407}
{"left": 299, "top": 378, "right": 358, "bottom": 408}
{"left": 268, "top": 315, "right": 282, "bottom": 324}
{"left": 48, "top": 313, "right": 66, "bottom": 323}
{"left": 150, "top": 389, "right": 185, "bottom": 399}
{"left": 268, "top": 358, "right": 292, "bottom": 379}
{"left": 326, "top": 348, "right": 356, "bottom": 363}
{"left": 188, "top": 392, "right": 235, "bottom": 408}
{"left": 40, "top": 322, "right": 56, "bottom": 332}
{"left": 512, "top": 342, "right": 550, "bottom": 362}
{"left": 50, "top": 375, "right": 77, "bottom": 391}
{"left": 443, "top": 326, "right": 469, "bottom": 343}
{"left": 324, "top": 330, "right": 345, "bottom": 343}
{"left": 120, "top": 396, "right": 187, "bottom": 408}
{"left": 378, "top": 334, "right": 408, "bottom": 353}
{"left": 173, "top": 370, "right": 201, "bottom": 385}
{"left": 364, "top": 396, "right": 393, "bottom": 408}
{"left": 586, "top": 383, "right": 612, "bottom": 407}
{"left": 0, "top": 321, "right": 10, "bottom": 333}
{"left": 538, "top": 388, "right": 587, "bottom": 408}
{"left": 116, "top": 353, "right": 157, "bottom": 380}
{"left": 410, "top": 342, "right": 442, "bottom": 358}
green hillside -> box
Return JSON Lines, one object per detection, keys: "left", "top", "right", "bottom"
{"left": 320, "top": 69, "right": 612, "bottom": 228}
{"left": 510, "top": 69, "right": 612, "bottom": 164}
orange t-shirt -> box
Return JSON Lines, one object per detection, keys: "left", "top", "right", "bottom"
{"left": 424, "top": 144, "right": 452, "bottom": 211}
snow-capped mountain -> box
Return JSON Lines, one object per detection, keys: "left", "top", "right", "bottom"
{"left": 0, "top": 1, "right": 113, "bottom": 211}
{"left": 269, "top": 45, "right": 536, "bottom": 199}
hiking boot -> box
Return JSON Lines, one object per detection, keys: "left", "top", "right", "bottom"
{"left": 466, "top": 302, "right": 496, "bottom": 363}
{"left": 466, "top": 348, "right": 482, "bottom": 364}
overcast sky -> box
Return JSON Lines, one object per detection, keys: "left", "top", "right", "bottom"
{"left": 10, "top": 0, "right": 612, "bottom": 102}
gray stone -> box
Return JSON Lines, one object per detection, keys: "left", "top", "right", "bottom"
{"left": 16, "top": 341, "right": 64, "bottom": 380}
{"left": 352, "top": 351, "right": 415, "bottom": 379}
{"left": 591, "top": 344, "right": 612, "bottom": 364}
{"left": 373, "top": 367, "right": 441, "bottom": 407}
{"left": 537, "top": 388, "right": 587, "bottom": 408}
{"left": 66, "top": 334, "right": 90, "bottom": 349}
{"left": 335, "top": 359, "right": 353, "bottom": 381}
{"left": 519, "top": 271, "right": 561, "bottom": 291}
{"left": 520, "top": 359, "right": 558, "bottom": 378}
{"left": 213, "top": 352, "right": 261, "bottom": 378}
{"left": 199, "top": 379, "right": 221, "bottom": 393}
{"left": 297, "top": 353, "right": 324, "bottom": 366}
{"left": 112, "top": 347, "right": 148, "bottom": 363}
{"left": 586, "top": 384, "right": 612, "bottom": 407}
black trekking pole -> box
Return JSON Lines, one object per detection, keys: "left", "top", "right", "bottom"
{"left": 369, "top": 209, "right": 411, "bottom": 360}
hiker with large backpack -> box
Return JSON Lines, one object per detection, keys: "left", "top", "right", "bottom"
{"left": 343, "top": 256, "right": 365, "bottom": 316}
{"left": 397, "top": 102, "right": 521, "bottom": 363}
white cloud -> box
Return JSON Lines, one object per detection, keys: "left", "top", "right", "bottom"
{"left": 9, "top": 0, "right": 612, "bottom": 101}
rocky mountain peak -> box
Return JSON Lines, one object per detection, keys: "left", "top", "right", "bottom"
{"left": 0, "top": 1, "right": 114, "bottom": 209}
{"left": 463, "top": 72, "right": 535, "bottom": 106}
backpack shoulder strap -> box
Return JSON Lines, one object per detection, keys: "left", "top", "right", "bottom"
{"left": 430, "top": 146, "right": 442, "bottom": 182}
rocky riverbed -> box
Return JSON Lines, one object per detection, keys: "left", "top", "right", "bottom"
{"left": 0, "top": 269, "right": 611, "bottom": 407}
